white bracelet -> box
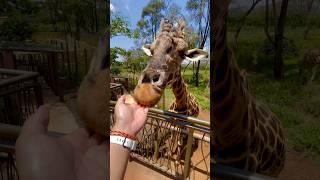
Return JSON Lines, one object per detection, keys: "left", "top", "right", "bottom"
{"left": 110, "top": 135, "right": 137, "bottom": 151}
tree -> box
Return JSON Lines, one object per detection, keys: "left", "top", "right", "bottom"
{"left": 165, "top": 2, "right": 184, "bottom": 23}
{"left": 233, "top": 0, "right": 263, "bottom": 51}
{"left": 264, "top": 0, "right": 290, "bottom": 80}
{"left": 273, "top": 0, "right": 289, "bottom": 80}
{"left": 303, "top": 0, "right": 316, "bottom": 39}
{"left": 111, "top": 14, "right": 131, "bottom": 38}
{"left": 137, "top": 0, "right": 166, "bottom": 44}
{"left": 0, "top": 15, "right": 34, "bottom": 41}
{"left": 186, "top": 0, "right": 210, "bottom": 86}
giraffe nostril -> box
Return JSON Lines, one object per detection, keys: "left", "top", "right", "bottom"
{"left": 152, "top": 74, "right": 160, "bottom": 83}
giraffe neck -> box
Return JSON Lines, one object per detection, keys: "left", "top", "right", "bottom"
{"left": 169, "top": 71, "right": 199, "bottom": 116}
{"left": 212, "top": 0, "right": 249, "bottom": 148}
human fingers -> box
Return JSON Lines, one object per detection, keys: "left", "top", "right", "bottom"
{"left": 115, "top": 95, "right": 125, "bottom": 107}
{"left": 20, "top": 105, "right": 50, "bottom": 136}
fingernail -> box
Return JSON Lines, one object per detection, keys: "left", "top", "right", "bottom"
{"left": 144, "top": 108, "right": 148, "bottom": 113}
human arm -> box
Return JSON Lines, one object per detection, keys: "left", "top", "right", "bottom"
{"left": 110, "top": 95, "right": 148, "bottom": 180}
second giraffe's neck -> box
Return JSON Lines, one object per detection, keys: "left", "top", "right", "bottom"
{"left": 170, "top": 71, "right": 199, "bottom": 116}
{"left": 212, "top": 0, "right": 250, "bottom": 149}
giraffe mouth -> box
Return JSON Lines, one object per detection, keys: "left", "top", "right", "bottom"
{"left": 132, "top": 83, "right": 164, "bottom": 107}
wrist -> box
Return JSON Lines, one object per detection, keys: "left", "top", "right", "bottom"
{"left": 111, "top": 125, "right": 138, "bottom": 137}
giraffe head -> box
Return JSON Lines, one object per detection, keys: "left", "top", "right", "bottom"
{"left": 133, "top": 19, "right": 208, "bottom": 107}
{"left": 77, "top": 34, "right": 108, "bottom": 136}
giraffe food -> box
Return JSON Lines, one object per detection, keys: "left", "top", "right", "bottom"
{"left": 132, "top": 83, "right": 162, "bottom": 107}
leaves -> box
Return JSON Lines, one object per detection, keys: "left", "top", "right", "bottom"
{"left": 0, "top": 15, "right": 34, "bottom": 41}
{"left": 111, "top": 15, "right": 132, "bottom": 38}
{"left": 137, "top": 0, "right": 166, "bottom": 43}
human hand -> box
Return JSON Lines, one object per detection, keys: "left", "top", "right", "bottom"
{"left": 112, "top": 95, "right": 149, "bottom": 136}
{"left": 15, "top": 105, "right": 107, "bottom": 180}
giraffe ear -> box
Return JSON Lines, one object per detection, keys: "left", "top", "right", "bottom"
{"left": 185, "top": 48, "right": 208, "bottom": 62}
{"left": 142, "top": 44, "right": 152, "bottom": 57}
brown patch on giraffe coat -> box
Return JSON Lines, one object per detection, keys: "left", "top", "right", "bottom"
{"left": 133, "top": 83, "right": 162, "bottom": 107}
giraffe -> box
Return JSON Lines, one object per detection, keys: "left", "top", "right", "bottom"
{"left": 133, "top": 19, "right": 208, "bottom": 114}
{"left": 77, "top": 34, "right": 108, "bottom": 136}
{"left": 299, "top": 48, "right": 320, "bottom": 84}
{"left": 132, "top": 19, "right": 208, "bottom": 164}
{"left": 212, "top": 0, "right": 286, "bottom": 177}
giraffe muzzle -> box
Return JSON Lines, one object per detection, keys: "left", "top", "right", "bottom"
{"left": 133, "top": 71, "right": 166, "bottom": 107}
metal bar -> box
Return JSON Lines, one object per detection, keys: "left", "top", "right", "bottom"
{"left": 212, "top": 162, "right": 276, "bottom": 180}
{"left": 0, "top": 48, "right": 63, "bottom": 53}
{"left": 183, "top": 128, "right": 194, "bottom": 179}
{"left": 0, "top": 69, "right": 38, "bottom": 88}
{"left": 110, "top": 101, "right": 210, "bottom": 127}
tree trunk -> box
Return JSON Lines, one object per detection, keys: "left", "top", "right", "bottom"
{"left": 303, "top": 0, "right": 315, "bottom": 40}
{"left": 234, "top": 0, "right": 262, "bottom": 51}
{"left": 273, "top": 0, "right": 289, "bottom": 80}
{"left": 94, "top": 0, "right": 99, "bottom": 32}
{"left": 194, "top": 0, "right": 210, "bottom": 87}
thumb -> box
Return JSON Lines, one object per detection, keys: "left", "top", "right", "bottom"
{"left": 21, "top": 105, "right": 50, "bottom": 136}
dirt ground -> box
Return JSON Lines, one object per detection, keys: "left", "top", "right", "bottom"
{"left": 278, "top": 147, "right": 320, "bottom": 180}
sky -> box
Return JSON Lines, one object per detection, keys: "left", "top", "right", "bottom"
{"left": 110, "top": 0, "right": 209, "bottom": 50}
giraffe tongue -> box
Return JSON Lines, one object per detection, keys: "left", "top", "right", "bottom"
{"left": 133, "top": 83, "right": 162, "bottom": 107}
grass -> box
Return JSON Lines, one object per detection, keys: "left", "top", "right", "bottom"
{"left": 232, "top": 27, "right": 320, "bottom": 161}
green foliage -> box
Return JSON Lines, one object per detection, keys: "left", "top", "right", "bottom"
{"left": 111, "top": 15, "right": 132, "bottom": 38}
{"left": 111, "top": 65, "right": 121, "bottom": 75}
{"left": 236, "top": 40, "right": 261, "bottom": 71}
{"left": 0, "top": 15, "right": 34, "bottom": 41}
{"left": 0, "top": 0, "right": 39, "bottom": 15}
{"left": 254, "top": 37, "right": 299, "bottom": 72}
{"left": 165, "top": 3, "right": 183, "bottom": 23}
{"left": 111, "top": 47, "right": 127, "bottom": 64}
{"left": 137, "top": 0, "right": 165, "bottom": 43}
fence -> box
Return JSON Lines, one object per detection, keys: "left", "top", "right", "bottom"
{"left": 0, "top": 41, "right": 64, "bottom": 99}
{"left": 0, "top": 68, "right": 43, "bottom": 180}
{"left": 47, "top": 38, "right": 96, "bottom": 86}
{"left": 0, "top": 68, "right": 43, "bottom": 126}
{"left": 110, "top": 100, "right": 210, "bottom": 179}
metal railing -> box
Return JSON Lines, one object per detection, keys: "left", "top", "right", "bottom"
{"left": 212, "top": 162, "right": 276, "bottom": 180}
{"left": 110, "top": 101, "right": 210, "bottom": 179}
{"left": 0, "top": 68, "right": 43, "bottom": 126}
{"left": 0, "top": 42, "right": 64, "bottom": 98}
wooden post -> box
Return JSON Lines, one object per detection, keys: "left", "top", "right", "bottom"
{"left": 183, "top": 128, "right": 194, "bottom": 179}
{"left": 2, "top": 50, "right": 15, "bottom": 69}
{"left": 58, "top": 77, "right": 65, "bottom": 102}
{"left": 66, "top": 42, "right": 71, "bottom": 77}
{"left": 74, "top": 39, "right": 78, "bottom": 81}
{"left": 84, "top": 48, "right": 88, "bottom": 73}
{"left": 48, "top": 53, "right": 59, "bottom": 95}
{"left": 162, "top": 90, "right": 165, "bottom": 109}
{"left": 33, "top": 78, "right": 43, "bottom": 107}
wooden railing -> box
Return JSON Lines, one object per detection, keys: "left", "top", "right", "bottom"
{"left": 0, "top": 68, "right": 43, "bottom": 126}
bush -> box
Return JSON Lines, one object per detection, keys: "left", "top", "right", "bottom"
{"left": 111, "top": 66, "right": 121, "bottom": 75}
{"left": 261, "top": 37, "right": 299, "bottom": 58}
{"left": 0, "top": 15, "right": 34, "bottom": 41}
{"left": 236, "top": 41, "right": 259, "bottom": 71}
{"left": 255, "top": 37, "right": 299, "bottom": 72}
